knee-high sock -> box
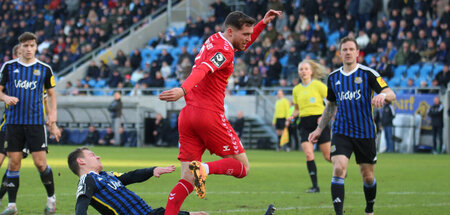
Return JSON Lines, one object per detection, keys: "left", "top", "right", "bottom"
{"left": 331, "top": 176, "right": 345, "bottom": 215}
{"left": 206, "top": 158, "right": 247, "bottom": 178}
{"left": 40, "top": 165, "right": 55, "bottom": 197}
{"left": 364, "top": 178, "right": 377, "bottom": 213}
{"left": 164, "top": 179, "right": 193, "bottom": 215}
{"left": 6, "top": 170, "right": 19, "bottom": 203}
{"left": 307, "top": 160, "right": 318, "bottom": 187}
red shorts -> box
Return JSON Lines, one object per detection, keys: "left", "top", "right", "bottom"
{"left": 177, "top": 105, "right": 245, "bottom": 162}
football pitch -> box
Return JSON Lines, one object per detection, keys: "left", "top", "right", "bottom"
{"left": 2, "top": 145, "right": 450, "bottom": 214}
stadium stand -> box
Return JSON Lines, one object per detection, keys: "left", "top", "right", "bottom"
{"left": 0, "top": 0, "right": 169, "bottom": 72}
{"left": 53, "top": 0, "right": 449, "bottom": 95}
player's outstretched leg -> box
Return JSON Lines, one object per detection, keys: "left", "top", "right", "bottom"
{"left": 189, "top": 161, "right": 207, "bottom": 199}
{"left": 165, "top": 162, "right": 194, "bottom": 215}
{"left": 264, "top": 204, "right": 276, "bottom": 215}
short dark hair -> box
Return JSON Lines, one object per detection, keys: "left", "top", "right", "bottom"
{"left": 224, "top": 11, "right": 256, "bottom": 30}
{"left": 18, "top": 32, "right": 37, "bottom": 43}
{"left": 338, "top": 36, "right": 359, "bottom": 50}
{"left": 68, "top": 147, "right": 90, "bottom": 176}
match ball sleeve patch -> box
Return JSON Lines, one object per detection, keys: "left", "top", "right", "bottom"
{"left": 376, "top": 77, "right": 387, "bottom": 88}
{"left": 210, "top": 52, "right": 227, "bottom": 68}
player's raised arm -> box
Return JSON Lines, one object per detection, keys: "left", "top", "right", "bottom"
{"left": 245, "top": 10, "right": 282, "bottom": 50}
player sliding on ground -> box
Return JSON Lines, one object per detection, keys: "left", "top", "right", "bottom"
{"left": 68, "top": 147, "right": 208, "bottom": 215}
{"left": 159, "top": 9, "right": 282, "bottom": 215}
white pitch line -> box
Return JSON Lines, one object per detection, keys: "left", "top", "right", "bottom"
{"left": 208, "top": 202, "right": 450, "bottom": 214}
{"left": 15, "top": 191, "right": 450, "bottom": 197}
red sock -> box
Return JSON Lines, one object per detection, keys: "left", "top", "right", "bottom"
{"left": 206, "top": 158, "right": 247, "bottom": 178}
{"left": 164, "top": 179, "right": 193, "bottom": 215}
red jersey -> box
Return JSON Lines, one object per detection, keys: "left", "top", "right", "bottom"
{"left": 184, "top": 32, "right": 235, "bottom": 113}
{"left": 183, "top": 20, "right": 266, "bottom": 113}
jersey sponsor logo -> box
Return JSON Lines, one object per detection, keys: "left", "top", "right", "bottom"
{"left": 335, "top": 80, "right": 341, "bottom": 85}
{"left": 50, "top": 76, "right": 56, "bottom": 87}
{"left": 33, "top": 69, "right": 41, "bottom": 76}
{"left": 14, "top": 80, "right": 37, "bottom": 90}
{"left": 337, "top": 89, "right": 361, "bottom": 101}
{"left": 376, "top": 77, "right": 387, "bottom": 88}
{"left": 354, "top": 77, "right": 362, "bottom": 84}
{"left": 107, "top": 180, "right": 123, "bottom": 190}
{"left": 210, "top": 52, "right": 226, "bottom": 68}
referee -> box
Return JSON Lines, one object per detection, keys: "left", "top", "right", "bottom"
{"left": 309, "top": 37, "right": 396, "bottom": 215}
{"left": 0, "top": 32, "right": 61, "bottom": 214}
{"left": 289, "top": 59, "right": 331, "bottom": 193}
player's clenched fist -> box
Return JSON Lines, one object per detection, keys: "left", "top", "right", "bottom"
{"left": 159, "top": 88, "right": 185, "bottom": 102}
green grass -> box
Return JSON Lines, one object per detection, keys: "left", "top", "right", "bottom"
{"left": 2, "top": 145, "right": 450, "bottom": 214}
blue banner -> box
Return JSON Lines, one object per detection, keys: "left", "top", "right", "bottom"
{"left": 392, "top": 94, "right": 438, "bottom": 130}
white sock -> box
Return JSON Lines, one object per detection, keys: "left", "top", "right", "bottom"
{"left": 202, "top": 163, "right": 209, "bottom": 175}
{"left": 48, "top": 195, "right": 56, "bottom": 202}
{"left": 7, "top": 203, "right": 16, "bottom": 208}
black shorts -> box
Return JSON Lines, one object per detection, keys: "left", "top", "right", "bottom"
{"left": 0, "top": 131, "right": 5, "bottom": 155}
{"left": 149, "top": 207, "right": 189, "bottom": 215}
{"left": 275, "top": 118, "right": 286, "bottom": 130}
{"left": 298, "top": 115, "right": 331, "bottom": 144}
{"left": 330, "top": 133, "right": 377, "bottom": 164}
{"left": 5, "top": 124, "right": 47, "bottom": 153}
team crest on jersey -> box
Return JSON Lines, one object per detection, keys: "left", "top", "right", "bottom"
{"left": 354, "top": 77, "right": 362, "bottom": 84}
{"left": 33, "top": 69, "right": 41, "bottom": 76}
{"left": 376, "top": 77, "right": 387, "bottom": 88}
{"left": 309, "top": 97, "right": 316, "bottom": 103}
{"left": 331, "top": 145, "right": 336, "bottom": 153}
{"left": 210, "top": 52, "right": 226, "bottom": 68}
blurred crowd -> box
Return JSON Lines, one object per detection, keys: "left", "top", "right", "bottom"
{"left": 0, "top": 0, "right": 168, "bottom": 72}
{"left": 1, "top": 0, "right": 449, "bottom": 95}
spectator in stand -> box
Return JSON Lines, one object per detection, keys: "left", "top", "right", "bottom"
{"left": 420, "top": 39, "right": 437, "bottom": 62}
{"left": 86, "top": 61, "right": 100, "bottom": 80}
{"left": 210, "top": 0, "right": 230, "bottom": 22}
{"left": 150, "top": 71, "right": 165, "bottom": 88}
{"left": 130, "top": 49, "right": 142, "bottom": 71}
{"left": 435, "top": 42, "right": 448, "bottom": 63}
{"left": 266, "top": 55, "right": 282, "bottom": 86}
{"left": 115, "top": 49, "right": 127, "bottom": 66}
{"left": 247, "top": 66, "right": 263, "bottom": 88}
{"left": 108, "top": 92, "right": 122, "bottom": 146}
{"left": 83, "top": 126, "right": 100, "bottom": 146}
{"left": 177, "top": 47, "right": 192, "bottom": 65}
{"left": 393, "top": 42, "right": 409, "bottom": 65}
{"left": 407, "top": 44, "right": 422, "bottom": 65}
{"left": 108, "top": 70, "right": 124, "bottom": 88}
{"left": 99, "top": 127, "right": 115, "bottom": 146}
{"left": 435, "top": 64, "right": 450, "bottom": 89}
{"left": 428, "top": 96, "right": 444, "bottom": 154}
{"left": 376, "top": 56, "right": 393, "bottom": 79}
{"left": 158, "top": 49, "right": 174, "bottom": 66}
{"left": 63, "top": 81, "right": 78, "bottom": 96}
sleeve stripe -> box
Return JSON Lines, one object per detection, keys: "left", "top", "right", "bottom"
{"left": 201, "top": 62, "right": 215, "bottom": 73}
{"left": 359, "top": 64, "right": 381, "bottom": 77}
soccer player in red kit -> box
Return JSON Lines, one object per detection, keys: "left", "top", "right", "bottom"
{"left": 159, "top": 10, "right": 281, "bottom": 215}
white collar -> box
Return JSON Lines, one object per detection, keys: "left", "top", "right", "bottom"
{"left": 17, "top": 58, "right": 37, "bottom": 67}
{"left": 339, "top": 64, "right": 359, "bottom": 76}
